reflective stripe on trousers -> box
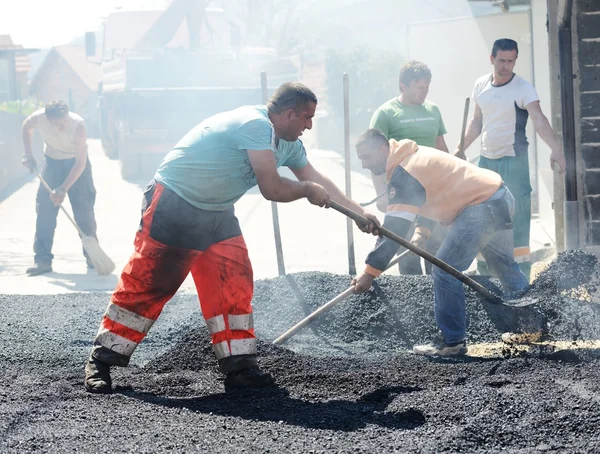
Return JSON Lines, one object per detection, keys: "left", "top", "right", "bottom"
{"left": 91, "top": 181, "right": 256, "bottom": 365}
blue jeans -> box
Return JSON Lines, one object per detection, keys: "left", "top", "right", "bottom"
{"left": 432, "top": 186, "right": 529, "bottom": 344}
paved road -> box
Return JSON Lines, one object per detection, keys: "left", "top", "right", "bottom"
{"left": 0, "top": 139, "right": 556, "bottom": 295}
{"left": 0, "top": 140, "right": 390, "bottom": 295}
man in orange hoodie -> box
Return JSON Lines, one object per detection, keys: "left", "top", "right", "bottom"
{"left": 352, "top": 129, "right": 528, "bottom": 356}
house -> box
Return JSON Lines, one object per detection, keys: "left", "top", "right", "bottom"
{"left": 28, "top": 46, "right": 102, "bottom": 135}
{"left": 0, "top": 35, "right": 35, "bottom": 102}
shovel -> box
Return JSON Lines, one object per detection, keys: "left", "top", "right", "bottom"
{"left": 329, "top": 200, "right": 505, "bottom": 305}
{"left": 36, "top": 172, "right": 116, "bottom": 276}
{"left": 273, "top": 249, "right": 411, "bottom": 345}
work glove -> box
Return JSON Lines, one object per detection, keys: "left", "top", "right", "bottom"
{"left": 22, "top": 155, "right": 37, "bottom": 173}
{"left": 49, "top": 187, "right": 67, "bottom": 206}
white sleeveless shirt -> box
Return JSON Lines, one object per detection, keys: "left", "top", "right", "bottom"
{"left": 35, "top": 109, "right": 85, "bottom": 160}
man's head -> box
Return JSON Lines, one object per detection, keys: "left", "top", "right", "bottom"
{"left": 45, "top": 101, "right": 69, "bottom": 131}
{"left": 490, "top": 38, "right": 518, "bottom": 78}
{"left": 398, "top": 60, "right": 432, "bottom": 106}
{"left": 355, "top": 129, "right": 390, "bottom": 175}
{"left": 267, "top": 82, "right": 317, "bottom": 141}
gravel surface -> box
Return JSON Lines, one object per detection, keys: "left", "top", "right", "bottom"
{"left": 2, "top": 251, "right": 600, "bottom": 453}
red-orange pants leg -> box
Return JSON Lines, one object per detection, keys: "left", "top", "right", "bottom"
{"left": 191, "top": 235, "right": 256, "bottom": 372}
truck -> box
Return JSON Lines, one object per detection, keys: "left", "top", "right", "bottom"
{"left": 86, "top": 2, "right": 300, "bottom": 180}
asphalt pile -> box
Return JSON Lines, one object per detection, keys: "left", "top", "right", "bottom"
{"left": 250, "top": 250, "right": 600, "bottom": 355}
{"left": 2, "top": 251, "right": 600, "bottom": 452}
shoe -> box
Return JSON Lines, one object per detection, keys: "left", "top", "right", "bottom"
{"left": 413, "top": 336, "right": 468, "bottom": 357}
{"left": 84, "top": 356, "right": 112, "bottom": 394}
{"left": 224, "top": 367, "right": 275, "bottom": 390}
{"left": 26, "top": 263, "right": 52, "bottom": 276}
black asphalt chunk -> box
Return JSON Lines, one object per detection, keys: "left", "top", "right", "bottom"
{"left": 2, "top": 251, "right": 600, "bottom": 452}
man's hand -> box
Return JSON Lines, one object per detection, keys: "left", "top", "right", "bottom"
{"left": 357, "top": 211, "right": 381, "bottom": 236}
{"left": 351, "top": 272, "right": 375, "bottom": 293}
{"left": 22, "top": 155, "right": 37, "bottom": 173}
{"left": 409, "top": 232, "right": 427, "bottom": 257}
{"left": 410, "top": 232, "right": 427, "bottom": 250}
{"left": 49, "top": 187, "right": 66, "bottom": 206}
{"left": 550, "top": 151, "right": 566, "bottom": 174}
{"left": 453, "top": 148, "right": 466, "bottom": 160}
{"left": 305, "top": 181, "right": 330, "bottom": 207}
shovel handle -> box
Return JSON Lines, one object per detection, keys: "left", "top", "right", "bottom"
{"left": 329, "top": 201, "right": 504, "bottom": 304}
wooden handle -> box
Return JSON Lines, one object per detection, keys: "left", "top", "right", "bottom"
{"left": 36, "top": 172, "right": 85, "bottom": 237}
{"left": 272, "top": 249, "right": 411, "bottom": 345}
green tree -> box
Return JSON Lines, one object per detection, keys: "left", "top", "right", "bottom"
{"left": 325, "top": 46, "right": 404, "bottom": 135}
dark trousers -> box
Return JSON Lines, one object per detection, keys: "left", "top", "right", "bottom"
{"left": 34, "top": 156, "right": 98, "bottom": 265}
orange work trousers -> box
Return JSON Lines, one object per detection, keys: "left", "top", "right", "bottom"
{"left": 90, "top": 181, "right": 257, "bottom": 373}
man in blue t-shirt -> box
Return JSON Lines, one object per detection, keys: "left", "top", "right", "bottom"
{"left": 85, "top": 82, "right": 380, "bottom": 394}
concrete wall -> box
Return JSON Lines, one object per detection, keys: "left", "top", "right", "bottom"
{"left": 406, "top": 2, "right": 554, "bottom": 236}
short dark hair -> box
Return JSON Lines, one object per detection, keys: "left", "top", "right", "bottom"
{"left": 399, "top": 60, "right": 431, "bottom": 89}
{"left": 45, "top": 101, "right": 69, "bottom": 119}
{"left": 267, "top": 82, "right": 317, "bottom": 115}
{"left": 356, "top": 128, "right": 389, "bottom": 150}
{"left": 492, "top": 38, "right": 518, "bottom": 57}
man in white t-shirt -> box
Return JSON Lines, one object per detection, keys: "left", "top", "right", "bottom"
{"left": 455, "top": 38, "right": 566, "bottom": 281}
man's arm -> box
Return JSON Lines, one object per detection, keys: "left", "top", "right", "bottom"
{"left": 21, "top": 112, "right": 42, "bottom": 172}
{"left": 247, "top": 149, "right": 329, "bottom": 206}
{"left": 49, "top": 125, "right": 89, "bottom": 205}
{"left": 526, "top": 101, "right": 566, "bottom": 173}
{"left": 454, "top": 102, "right": 483, "bottom": 159}
{"left": 291, "top": 162, "right": 380, "bottom": 234}
{"left": 435, "top": 135, "right": 449, "bottom": 153}
{"left": 371, "top": 172, "right": 388, "bottom": 213}
{"left": 353, "top": 212, "right": 413, "bottom": 292}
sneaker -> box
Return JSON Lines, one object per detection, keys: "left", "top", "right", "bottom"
{"left": 413, "top": 337, "right": 468, "bottom": 357}
{"left": 84, "top": 356, "right": 112, "bottom": 394}
{"left": 26, "top": 263, "right": 52, "bottom": 276}
{"left": 224, "top": 367, "right": 275, "bottom": 390}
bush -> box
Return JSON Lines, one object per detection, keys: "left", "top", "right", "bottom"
{"left": 325, "top": 46, "right": 404, "bottom": 137}
{"left": 0, "top": 99, "right": 43, "bottom": 117}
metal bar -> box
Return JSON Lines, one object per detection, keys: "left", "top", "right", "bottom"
{"left": 261, "top": 70, "right": 286, "bottom": 276}
{"left": 343, "top": 73, "right": 356, "bottom": 275}
{"left": 558, "top": 0, "right": 579, "bottom": 249}
{"left": 458, "top": 97, "right": 470, "bottom": 158}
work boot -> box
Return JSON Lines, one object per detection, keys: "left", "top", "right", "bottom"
{"left": 84, "top": 356, "right": 112, "bottom": 394}
{"left": 224, "top": 367, "right": 275, "bottom": 390}
{"left": 413, "top": 336, "right": 468, "bottom": 357}
{"left": 26, "top": 263, "right": 52, "bottom": 276}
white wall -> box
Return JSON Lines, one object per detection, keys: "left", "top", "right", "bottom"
{"left": 530, "top": 0, "right": 555, "bottom": 239}
{"left": 406, "top": 4, "right": 555, "bottom": 243}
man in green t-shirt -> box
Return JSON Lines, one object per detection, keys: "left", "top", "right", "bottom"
{"left": 369, "top": 60, "right": 448, "bottom": 275}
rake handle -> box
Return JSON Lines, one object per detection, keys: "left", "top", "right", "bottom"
{"left": 36, "top": 172, "right": 85, "bottom": 237}
{"left": 329, "top": 200, "right": 504, "bottom": 304}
